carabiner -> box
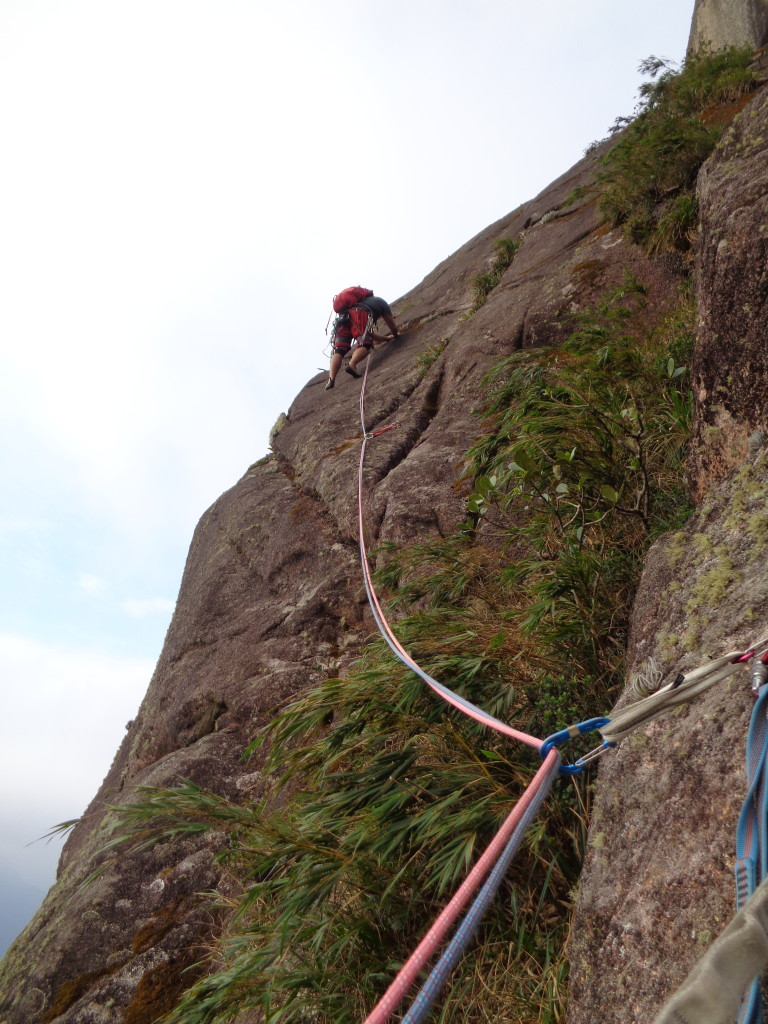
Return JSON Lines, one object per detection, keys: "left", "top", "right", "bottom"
{"left": 539, "top": 717, "right": 612, "bottom": 775}
{"left": 749, "top": 651, "right": 768, "bottom": 695}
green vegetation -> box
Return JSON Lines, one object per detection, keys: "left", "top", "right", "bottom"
{"left": 597, "top": 46, "right": 756, "bottom": 252}
{"left": 463, "top": 275, "right": 693, "bottom": 695}
{"left": 471, "top": 236, "right": 521, "bottom": 310}
{"left": 103, "top": 273, "right": 694, "bottom": 1024}
{"left": 416, "top": 338, "right": 449, "bottom": 375}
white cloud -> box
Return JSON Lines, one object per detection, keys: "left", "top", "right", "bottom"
{"left": 121, "top": 597, "right": 176, "bottom": 618}
{"left": 0, "top": 515, "right": 51, "bottom": 540}
{"left": 0, "top": 632, "right": 153, "bottom": 833}
{"left": 78, "top": 573, "right": 105, "bottom": 596}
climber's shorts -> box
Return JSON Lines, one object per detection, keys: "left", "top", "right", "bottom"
{"left": 332, "top": 335, "right": 373, "bottom": 355}
{"left": 332, "top": 335, "right": 352, "bottom": 355}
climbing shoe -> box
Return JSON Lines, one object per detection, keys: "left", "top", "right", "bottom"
{"left": 325, "top": 378, "right": 335, "bottom": 390}
{"left": 345, "top": 366, "right": 361, "bottom": 379}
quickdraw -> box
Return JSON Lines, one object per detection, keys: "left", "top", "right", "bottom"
{"left": 544, "top": 638, "right": 768, "bottom": 773}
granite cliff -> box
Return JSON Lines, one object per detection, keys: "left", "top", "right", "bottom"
{"left": 689, "top": 0, "right": 768, "bottom": 52}
{"left": 568, "top": 41, "right": 768, "bottom": 1024}
{"left": 2, "top": 11, "right": 768, "bottom": 1024}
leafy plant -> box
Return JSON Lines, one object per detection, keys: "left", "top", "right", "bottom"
{"left": 597, "top": 45, "right": 756, "bottom": 252}
{"left": 416, "top": 338, "right": 449, "bottom": 375}
{"left": 464, "top": 273, "right": 693, "bottom": 687}
{"left": 650, "top": 192, "right": 699, "bottom": 254}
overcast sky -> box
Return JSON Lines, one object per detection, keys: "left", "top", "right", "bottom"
{"left": 0, "top": 0, "right": 695, "bottom": 946}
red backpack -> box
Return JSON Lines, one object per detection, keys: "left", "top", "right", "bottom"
{"left": 332, "top": 306, "right": 372, "bottom": 341}
{"left": 333, "top": 286, "right": 373, "bottom": 314}
{"left": 347, "top": 307, "right": 372, "bottom": 340}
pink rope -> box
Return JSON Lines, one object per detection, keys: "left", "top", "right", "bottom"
{"left": 362, "top": 750, "right": 559, "bottom": 1024}
{"left": 356, "top": 352, "right": 542, "bottom": 750}
{"left": 354, "top": 349, "right": 556, "bottom": 1022}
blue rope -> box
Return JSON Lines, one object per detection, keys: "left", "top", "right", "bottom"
{"left": 399, "top": 751, "right": 560, "bottom": 1024}
{"left": 735, "top": 683, "right": 768, "bottom": 1024}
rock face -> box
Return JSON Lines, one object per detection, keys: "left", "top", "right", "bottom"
{"left": 3, "top": 17, "right": 768, "bottom": 1024}
{"left": 567, "top": 52, "right": 768, "bottom": 1024}
{"left": 689, "top": 0, "right": 768, "bottom": 52}
{"left": 0, "top": 146, "right": 683, "bottom": 1024}
{"left": 688, "top": 76, "right": 768, "bottom": 496}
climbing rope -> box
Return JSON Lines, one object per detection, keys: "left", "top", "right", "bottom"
{"left": 354, "top": 345, "right": 768, "bottom": 1022}
{"left": 355, "top": 350, "right": 558, "bottom": 1024}
{"left": 356, "top": 354, "right": 543, "bottom": 751}
{"left": 735, "top": 652, "right": 768, "bottom": 1024}
{"left": 364, "top": 751, "right": 560, "bottom": 1024}
{"left": 399, "top": 750, "right": 559, "bottom": 1024}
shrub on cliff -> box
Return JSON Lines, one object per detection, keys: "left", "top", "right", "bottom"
{"left": 598, "top": 45, "right": 756, "bottom": 252}
{"left": 464, "top": 274, "right": 693, "bottom": 692}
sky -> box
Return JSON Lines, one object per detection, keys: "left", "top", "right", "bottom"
{"left": 0, "top": 0, "right": 696, "bottom": 949}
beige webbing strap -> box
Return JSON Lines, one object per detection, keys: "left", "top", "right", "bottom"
{"left": 599, "top": 652, "right": 745, "bottom": 746}
{"left": 653, "top": 874, "right": 768, "bottom": 1024}
{"left": 600, "top": 637, "right": 768, "bottom": 748}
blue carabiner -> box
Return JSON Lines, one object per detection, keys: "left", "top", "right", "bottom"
{"left": 539, "top": 717, "right": 612, "bottom": 775}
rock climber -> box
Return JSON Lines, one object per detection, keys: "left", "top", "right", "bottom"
{"left": 325, "top": 292, "right": 400, "bottom": 390}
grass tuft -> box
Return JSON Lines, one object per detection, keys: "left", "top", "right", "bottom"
{"left": 471, "top": 236, "right": 522, "bottom": 311}
{"left": 596, "top": 45, "right": 756, "bottom": 254}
